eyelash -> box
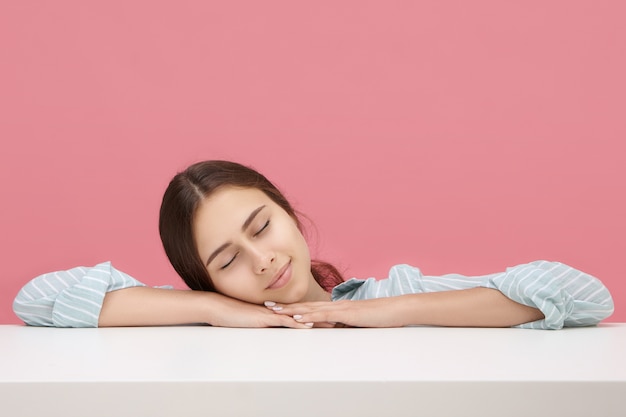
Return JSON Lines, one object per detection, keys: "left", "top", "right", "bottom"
{"left": 220, "top": 220, "right": 271, "bottom": 270}
{"left": 254, "top": 220, "right": 270, "bottom": 237}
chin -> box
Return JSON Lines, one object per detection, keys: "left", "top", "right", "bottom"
{"left": 276, "top": 282, "right": 309, "bottom": 304}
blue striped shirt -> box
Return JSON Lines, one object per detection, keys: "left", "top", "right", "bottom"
{"left": 13, "top": 260, "right": 614, "bottom": 329}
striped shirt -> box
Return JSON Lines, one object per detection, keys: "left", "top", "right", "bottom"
{"left": 13, "top": 260, "right": 614, "bottom": 329}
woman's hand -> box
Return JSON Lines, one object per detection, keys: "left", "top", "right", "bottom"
{"left": 264, "top": 298, "right": 408, "bottom": 328}
{"left": 206, "top": 293, "right": 314, "bottom": 329}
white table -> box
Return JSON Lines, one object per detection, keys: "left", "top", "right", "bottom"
{"left": 1, "top": 324, "right": 625, "bottom": 417}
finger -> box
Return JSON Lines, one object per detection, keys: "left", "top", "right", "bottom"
{"left": 264, "top": 300, "right": 332, "bottom": 311}
{"left": 264, "top": 301, "right": 300, "bottom": 314}
{"left": 278, "top": 305, "right": 340, "bottom": 318}
{"left": 291, "top": 310, "right": 338, "bottom": 325}
{"left": 264, "top": 301, "right": 285, "bottom": 312}
{"left": 293, "top": 314, "right": 337, "bottom": 327}
{"left": 267, "top": 305, "right": 340, "bottom": 327}
{"left": 270, "top": 314, "right": 314, "bottom": 329}
{"left": 264, "top": 302, "right": 326, "bottom": 316}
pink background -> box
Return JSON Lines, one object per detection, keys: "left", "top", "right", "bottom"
{"left": 1, "top": 1, "right": 624, "bottom": 324}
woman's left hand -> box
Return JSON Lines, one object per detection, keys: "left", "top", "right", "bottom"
{"left": 264, "top": 298, "right": 408, "bottom": 328}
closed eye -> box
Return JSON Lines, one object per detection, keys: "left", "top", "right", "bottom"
{"left": 221, "top": 253, "right": 238, "bottom": 270}
{"left": 254, "top": 220, "right": 270, "bottom": 237}
{"left": 220, "top": 220, "right": 270, "bottom": 270}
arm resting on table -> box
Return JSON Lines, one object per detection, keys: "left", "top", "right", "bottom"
{"left": 398, "top": 287, "right": 545, "bottom": 327}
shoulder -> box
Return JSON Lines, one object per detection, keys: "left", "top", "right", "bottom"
{"left": 331, "top": 264, "right": 425, "bottom": 301}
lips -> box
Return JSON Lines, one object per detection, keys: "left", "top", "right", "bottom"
{"left": 266, "top": 261, "right": 292, "bottom": 290}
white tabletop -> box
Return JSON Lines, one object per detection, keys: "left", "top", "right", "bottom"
{"left": 1, "top": 324, "right": 625, "bottom": 416}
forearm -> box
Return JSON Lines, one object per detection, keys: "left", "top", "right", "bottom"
{"left": 99, "top": 287, "right": 216, "bottom": 327}
{"left": 398, "top": 287, "right": 544, "bottom": 327}
{"left": 99, "top": 286, "right": 311, "bottom": 329}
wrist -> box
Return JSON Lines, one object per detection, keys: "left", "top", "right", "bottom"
{"left": 198, "top": 291, "right": 226, "bottom": 325}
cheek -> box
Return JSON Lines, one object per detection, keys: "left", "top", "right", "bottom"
{"left": 285, "top": 223, "right": 308, "bottom": 250}
{"left": 212, "top": 265, "right": 253, "bottom": 294}
{"left": 294, "top": 231, "right": 311, "bottom": 259}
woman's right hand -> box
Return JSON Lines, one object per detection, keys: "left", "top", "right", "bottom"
{"left": 205, "top": 292, "right": 314, "bottom": 329}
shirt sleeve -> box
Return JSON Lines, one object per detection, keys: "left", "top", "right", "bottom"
{"left": 479, "top": 260, "right": 615, "bottom": 329}
{"left": 13, "top": 261, "right": 147, "bottom": 328}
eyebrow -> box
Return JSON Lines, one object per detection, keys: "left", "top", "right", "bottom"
{"left": 204, "top": 205, "right": 266, "bottom": 267}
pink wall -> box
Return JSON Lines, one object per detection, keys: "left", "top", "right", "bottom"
{"left": 1, "top": 1, "right": 624, "bottom": 324}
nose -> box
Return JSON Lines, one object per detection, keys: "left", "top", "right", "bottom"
{"left": 252, "top": 247, "right": 276, "bottom": 274}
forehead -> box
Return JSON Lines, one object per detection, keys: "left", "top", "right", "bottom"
{"left": 193, "top": 186, "right": 271, "bottom": 244}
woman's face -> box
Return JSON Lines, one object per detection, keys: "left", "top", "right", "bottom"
{"left": 193, "top": 186, "right": 322, "bottom": 304}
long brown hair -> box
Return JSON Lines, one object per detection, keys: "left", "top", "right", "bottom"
{"left": 159, "top": 160, "right": 344, "bottom": 293}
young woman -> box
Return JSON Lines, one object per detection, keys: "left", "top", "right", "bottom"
{"left": 13, "top": 161, "right": 614, "bottom": 329}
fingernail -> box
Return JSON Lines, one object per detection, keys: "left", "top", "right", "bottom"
{"left": 304, "top": 322, "right": 314, "bottom": 327}
{"left": 272, "top": 306, "right": 283, "bottom": 311}
{"left": 264, "top": 301, "right": 276, "bottom": 307}
{"left": 293, "top": 315, "right": 303, "bottom": 320}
